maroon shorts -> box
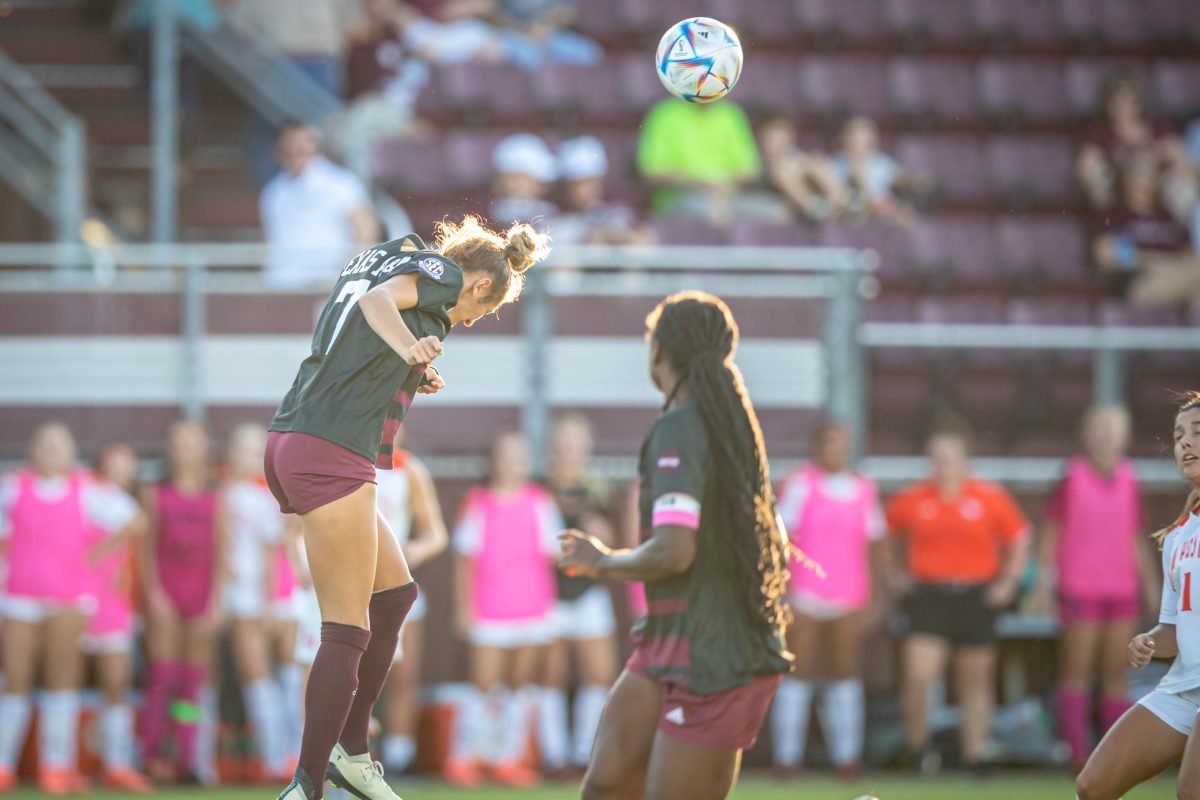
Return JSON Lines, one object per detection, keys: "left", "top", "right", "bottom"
{"left": 265, "top": 431, "right": 376, "bottom": 515}
{"left": 626, "top": 654, "right": 782, "bottom": 752}
{"left": 1059, "top": 592, "right": 1140, "bottom": 624}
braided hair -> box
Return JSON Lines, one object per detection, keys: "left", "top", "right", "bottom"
{"left": 646, "top": 291, "right": 791, "bottom": 640}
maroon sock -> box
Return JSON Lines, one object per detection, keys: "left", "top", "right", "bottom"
{"left": 339, "top": 582, "right": 420, "bottom": 755}
{"left": 297, "top": 622, "right": 371, "bottom": 797}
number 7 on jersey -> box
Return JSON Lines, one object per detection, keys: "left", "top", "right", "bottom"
{"left": 325, "top": 279, "right": 371, "bottom": 354}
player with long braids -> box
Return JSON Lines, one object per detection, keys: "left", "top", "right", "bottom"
{"left": 559, "top": 291, "right": 792, "bottom": 800}
{"left": 265, "top": 217, "right": 549, "bottom": 800}
{"left": 1075, "top": 391, "right": 1200, "bottom": 800}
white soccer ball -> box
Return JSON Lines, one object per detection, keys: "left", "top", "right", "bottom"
{"left": 654, "top": 17, "right": 743, "bottom": 104}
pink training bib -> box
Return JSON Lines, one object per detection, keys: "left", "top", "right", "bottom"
{"left": 466, "top": 484, "right": 556, "bottom": 622}
{"left": 6, "top": 469, "right": 92, "bottom": 603}
{"left": 156, "top": 483, "right": 218, "bottom": 616}
{"left": 1053, "top": 456, "right": 1142, "bottom": 599}
{"left": 782, "top": 465, "right": 877, "bottom": 609}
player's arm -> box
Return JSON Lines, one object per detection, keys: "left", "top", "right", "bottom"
{"left": 358, "top": 273, "right": 443, "bottom": 366}
{"left": 1130, "top": 623, "right": 1178, "bottom": 667}
{"left": 403, "top": 456, "right": 448, "bottom": 568}
{"left": 347, "top": 204, "right": 380, "bottom": 247}
{"left": 568, "top": 523, "right": 696, "bottom": 582}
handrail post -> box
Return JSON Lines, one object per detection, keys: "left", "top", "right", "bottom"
{"left": 151, "top": 0, "right": 178, "bottom": 244}
{"left": 522, "top": 266, "right": 553, "bottom": 474}
{"left": 1094, "top": 329, "right": 1124, "bottom": 406}
{"left": 54, "top": 119, "right": 84, "bottom": 244}
{"left": 824, "top": 258, "right": 869, "bottom": 459}
{"left": 181, "top": 256, "right": 206, "bottom": 423}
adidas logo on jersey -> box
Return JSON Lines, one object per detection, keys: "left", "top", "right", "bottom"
{"left": 664, "top": 707, "right": 685, "bottom": 725}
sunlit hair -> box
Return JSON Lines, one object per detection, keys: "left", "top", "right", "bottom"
{"left": 646, "top": 291, "right": 791, "bottom": 640}
{"left": 434, "top": 216, "right": 550, "bottom": 307}
{"left": 1153, "top": 391, "right": 1200, "bottom": 548}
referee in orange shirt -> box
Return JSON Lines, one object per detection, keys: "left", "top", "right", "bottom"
{"left": 886, "top": 418, "right": 1031, "bottom": 775}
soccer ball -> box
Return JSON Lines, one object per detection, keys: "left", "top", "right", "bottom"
{"left": 654, "top": 17, "right": 743, "bottom": 104}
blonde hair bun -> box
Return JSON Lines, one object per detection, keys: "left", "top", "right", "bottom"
{"left": 503, "top": 223, "right": 551, "bottom": 274}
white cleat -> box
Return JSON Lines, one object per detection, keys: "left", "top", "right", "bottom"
{"left": 276, "top": 768, "right": 317, "bottom": 800}
{"left": 327, "top": 743, "right": 403, "bottom": 800}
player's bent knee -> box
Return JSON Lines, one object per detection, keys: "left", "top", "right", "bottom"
{"left": 1075, "top": 768, "right": 1114, "bottom": 800}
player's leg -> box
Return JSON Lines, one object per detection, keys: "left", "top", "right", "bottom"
{"left": 95, "top": 648, "right": 149, "bottom": 790}
{"left": 536, "top": 636, "right": 572, "bottom": 773}
{"left": 900, "top": 633, "right": 951, "bottom": 756}
{"left": 335, "top": 509, "right": 418, "bottom": 763}
{"left": 644, "top": 733, "right": 741, "bottom": 800}
{"left": 573, "top": 632, "right": 619, "bottom": 768}
{"left": 771, "top": 610, "right": 818, "bottom": 770}
{"left": 141, "top": 602, "right": 182, "bottom": 779}
{"left": 953, "top": 643, "right": 997, "bottom": 765}
{"left": 1174, "top": 707, "right": 1200, "bottom": 800}
{"left": 1076, "top": 701, "right": 1186, "bottom": 799}
{"left": 822, "top": 611, "right": 866, "bottom": 774}
{"left": 380, "top": 615, "right": 423, "bottom": 773}
{"left": 272, "top": 612, "right": 303, "bottom": 770}
{"left": 0, "top": 614, "right": 40, "bottom": 785}
{"left": 233, "top": 616, "right": 287, "bottom": 780}
{"left": 444, "top": 643, "right": 506, "bottom": 786}
{"left": 490, "top": 643, "right": 540, "bottom": 786}
{"left": 179, "top": 617, "right": 218, "bottom": 782}
{"left": 581, "top": 669, "right": 662, "bottom": 800}
{"left": 288, "top": 483, "right": 380, "bottom": 798}
{"left": 39, "top": 610, "right": 88, "bottom": 784}
{"left": 1056, "top": 616, "right": 1103, "bottom": 767}
{"left": 1097, "top": 616, "right": 1138, "bottom": 734}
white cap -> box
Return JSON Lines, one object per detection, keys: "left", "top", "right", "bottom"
{"left": 492, "top": 133, "right": 558, "bottom": 182}
{"left": 558, "top": 136, "right": 608, "bottom": 180}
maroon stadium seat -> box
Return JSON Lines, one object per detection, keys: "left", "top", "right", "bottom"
{"left": 977, "top": 59, "right": 1068, "bottom": 122}
{"left": 442, "top": 130, "right": 511, "bottom": 189}
{"left": 650, "top": 218, "right": 729, "bottom": 246}
{"left": 621, "top": 54, "right": 670, "bottom": 113}
{"left": 908, "top": 216, "right": 995, "bottom": 283}
{"left": 915, "top": 294, "right": 1007, "bottom": 323}
{"left": 1007, "top": 297, "right": 1094, "bottom": 326}
{"left": 732, "top": 55, "right": 801, "bottom": 115}
{"left": 1097, "top": 302, "right": 1187, "bottom": 328}
{"left": 823, "top": 221, "right": 912, "bottom": 281}
{"left": 889, "top": 58, "right": 978, "bottom": 121}
{"left": 440, "top": 63, "right": 537, "bottom": 117}
{"left": 621, "top": 0, "right": 706, "bottom": 34}
{"left": 574, "top": 0, "right": 632, "bottom": 36}
{"left": 1063, "top": 59, "right": 1152, "bottom": 118}
{"left": 535, "top": 64, "right": 626, "bottom": 118}
{"left": 799, "top": 57, "right": 890, "bottom": 118}
{"left": 1059, "top": 0, "right": 1153, "bottom": 45}
{"left": 896, "top": 135, "right": 986, "bottom": 199}
{"left": 1153, "top": 61, "right": 1200, "bottom": 117}
{"left": 728, "top": 221, "right": 824, "bottom": 247}
{"left": 970, "top": 0, "right": 1061, "bottom": 43}
{"left": 592, "top": 130, "right": 641, "bottom": 199}
{"left": 1141, "top": 0, "right": 1200, "bottom": 43}
{"left": 373, "top": 138, "right": 447, "bottom": 194}
{"left": 985, "top": 136, "right": 1074, "bottom": 202}
{"left": 706, "top": 0, "right": 797, "bottom": 42}
{"left": 993, "top": 217, "right": 1088, "bottom": 284}
{"left": 882, "top": 0, "right": 976, "bottom": 44}
{"left": 794, "top": 0, "right": 889, "bottom": 40}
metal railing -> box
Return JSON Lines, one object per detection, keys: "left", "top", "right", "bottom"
{"left": 0, "top": 48, "right": 84, "bottom": 242}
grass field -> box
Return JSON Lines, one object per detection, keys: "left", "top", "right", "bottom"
{"left": 7, "top": 773, "right": 1180, "bottom": 799}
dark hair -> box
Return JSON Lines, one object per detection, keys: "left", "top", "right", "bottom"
{"left": 646, "top": 291, "right": 790, "bottom": 639}
{"left": 927, "top": 412, "right": 974, "bottom": 453}
{"left": 1153, "top": 391, "right": 1200, "bottom": 547}
{"left": 1098, "top": 74, "right": 1147, "bottom": 119}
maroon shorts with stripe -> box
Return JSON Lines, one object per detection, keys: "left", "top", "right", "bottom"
{"left": 626, "top": 650, "right": 782, "bottom": 752}
{"left": 265, "top": 431, "right": 376, "bottom": 515}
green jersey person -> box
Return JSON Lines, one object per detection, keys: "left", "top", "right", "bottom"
{"left": 559, "top": 291, "right": 793, "bottom": 800}
{"left": 265, "top": 217, "right": 550, "bottom": 800}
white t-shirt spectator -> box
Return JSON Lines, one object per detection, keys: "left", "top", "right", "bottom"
{"left": 260, "top": 156, "right": 370, "bottom": 289}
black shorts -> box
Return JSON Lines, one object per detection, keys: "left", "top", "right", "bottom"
{"left": 903, "top": 583, "right": 997, "bottom": 647}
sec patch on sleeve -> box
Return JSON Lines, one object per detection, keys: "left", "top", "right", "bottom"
{"left": 419, "top": 257, "right": 445, "bottom": 279}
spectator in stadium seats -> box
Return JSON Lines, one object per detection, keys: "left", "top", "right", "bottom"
{"left": 550, "top": 136, "right": 654, "bottom": 246}
{"left": 490, "top": 0, "right": 602, "bottom": 70}
{"left": 637, "top": 98, "right": 790, "bottom": 226}
{"left": 338, "top": 0, "right": 435, "bottom": 172}
{"left": 0, "top": 424, "right": 141, "bottom": 793}
{"left": 886, "top": 418, "right": 1030, "bottom": 774}
{"left": 1092, "top": 149, "right": 1200, "bottom": 308}
{"left": 831, "top": 115, "right": 923, "bottom": 230}
{"left": 445, "top": 432, "right": 562, "bottom": 789}
{"left": 1185, "top": 118, "right": 1200, "bottom": 258}
{"left": 490, "top": 133, "right": 561, "bottom": 229}
{"left": 1032, "top": 406, "right": 1158, "bottom": 771}
{"left": 260, "top": 122, "right": 380, "bottom": 289}
{"left": 759, "top": 115, "right": 847, "bottom": 222}
{"left": 1076, "top": 76, "right": 1195, "bottom": 219}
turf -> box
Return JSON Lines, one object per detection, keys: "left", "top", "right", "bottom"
{"left": 8, "top": 773, "right": 1179, "bottom": 799}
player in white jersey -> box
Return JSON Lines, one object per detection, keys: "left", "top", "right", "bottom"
{"left": 221, "top": 424, "right": 295, "bottom": 782}
{"left": 1075, "top": 391, "right": 1200, "bottom": 800}
{"left": 374, "top": 436, "right": 448, "bottom": 775}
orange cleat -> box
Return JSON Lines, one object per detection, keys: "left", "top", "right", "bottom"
{"left": 38, "top": 768, "right": 79, "bottom": 796}
{"left": 442, "top": 757, "right": 483, "bottom": 789}
{"left": 103, "top": 768, "right": 153, "bottom": 793}
{"left": 0, "top": 766, "right": 16, "bottom": 792}
{"left": 490, "top": 760, "right": 539, "bottom": 789}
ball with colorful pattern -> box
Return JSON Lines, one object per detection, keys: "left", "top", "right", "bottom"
{"left": 655, "top": 17, "right": 743, "bottom": 104}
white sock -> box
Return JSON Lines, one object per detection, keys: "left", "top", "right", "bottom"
{"left": 39, "top": 691, "right": 80, "bottom": 770}
{"left": 770, "top": 678, "right": 813, "bottom": 767}
{"left": 496, "top": 686, "right": 534, "bottom": 764}
{"left": 192, "top": 686, "right": 218, "bottom": 781}
{"left": 571, "top": 684, "right": 607, "bottom": 767}
{"left": 244, "top": 679, "right": 286, "bottom": 775}
{"left": 0, "top": 694, "right": 33, "bottom": 770}
{"left": 536, "top": 687, "right": 570, "bottom": 770}
{"left": 381, "top": 735, "right": 415, "bottom": 773}
{"left": 278, "top": 664, "right": 304, "bottom": 759}
{"left": 820, "top": 679, "right": 865, "bottom": 767}
{"left": 101, "top": 704, "right": 135, "bottom": 770}
{"left": 451, "top": 687, "right": 486, "bottom": 761}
